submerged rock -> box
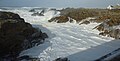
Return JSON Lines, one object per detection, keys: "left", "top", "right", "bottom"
{"left": 0, "top": 11, "right": 48, "bottom": 60}
{"left": 54, "top": 57, "right": 70, "bottom": 61}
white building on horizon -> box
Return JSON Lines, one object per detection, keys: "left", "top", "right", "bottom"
{"left": 107, "top": 5, "right": 113, "bottom": 10}
{"left": 107, "top": 4, "right": 120, "bottom": 10}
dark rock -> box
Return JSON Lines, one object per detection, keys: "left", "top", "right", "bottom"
{"left": 54, "top": 57, "right": 70, "bottom": 61}
{"left": 29, "top": 8, "right": 47, "bottom": 12}
{"left": 109, "top": 55, "right": 120, "bottom": 61}
{"left": 0, "top": 11, "right": 48, "bottom": 60}
{"left": 19, "top": 55, "right": 30, "bottom": 60}
{"left": 22, "top": 31, "right": 48, "bottom": 48}
{"left": 19, "top": 55, "right": 40, "bottom": 61}
{"left": 31, "top": 12, "right": 44, "bottom": 16}
{"left": 30, "top": 31, "right": 48, "bottom": 41}
{"left": 42, "top": 33, "right": 49, "bottom": 39}
{"left": 0, "top": 12, "right": 30, "bottom": 58}
{"left": 40, "top": 9, "right": 45, "bottom": 14}
{"left": 50, "top": 8, "right": 57, "bottom": 11}
{"left": 0, "top": 11, "right": 21, "bottom": 19}
{"left": 29, "top": 9, "right": 36, "bottom": 12}
{"left": 80, "top": 21, "right": 90, "bottom": 25}
{"left": 30, "top": 9, "right": 45, "bottom": 16}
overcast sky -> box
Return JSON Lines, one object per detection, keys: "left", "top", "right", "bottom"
{"left": 0, "top": 0, "right": 119, "bottom": 8}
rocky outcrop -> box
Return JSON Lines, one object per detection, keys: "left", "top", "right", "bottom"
{"left": 49, "top": 8, "right": 99, "bottom": 23}
{"left": 48, "top": 8, "right": 120, "bottom": 39}
{"left": 0, "top": 11, "right": 48, "bottom": 61}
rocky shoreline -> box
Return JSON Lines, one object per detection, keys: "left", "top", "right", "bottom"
{"left": 49, "top": 8, "right": 120, "bottom": 39}
{"left": 0, "top": 11, "right": 48, "bottom": 61}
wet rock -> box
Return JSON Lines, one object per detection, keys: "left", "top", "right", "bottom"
{"left": 29, "top": 9, "right": 36, "bottom": 12}
{"left": 30, "top": 9, "right": 45, "bottom": 16}
{"left": 29, "top": 8, "right": 47, "bottom": 12}
{"left": 42, "top": 33, "right": 48, "bottom": 39}
{"left": 19, "top": 55, "right": 40, "bottom": 61}
{"left": 80, "top": 21, "right": 90, "bottom": 25}
{"left": 31, "top": 12, "right": 44, "bottom": 16}
{"left": 54, "top": 57, "right": 70, "bottom": 61}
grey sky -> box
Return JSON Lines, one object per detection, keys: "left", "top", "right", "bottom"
{"left": 0, "top": 0, "right": 119, "bottom": 8}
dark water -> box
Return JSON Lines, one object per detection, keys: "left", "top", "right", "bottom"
{"left": 0, "top": 0, "right": 120, "bottom": 8}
